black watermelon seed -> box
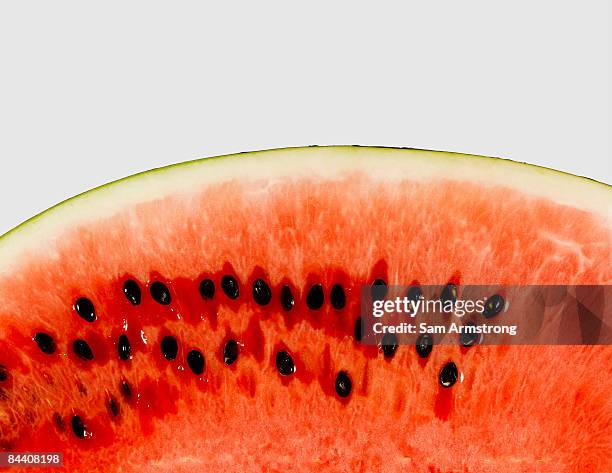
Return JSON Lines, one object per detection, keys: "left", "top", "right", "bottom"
{"left": 354, "top": 317, "right": 363, "bottom": 342}
{"left": 107, "top": 396, "right": 120, "bottom": 417}
{"left": 123, "top": 279, "right": 141, "bottom": 305}
{"left": 187, "top": 349, "right": 205, "bottom": 375}
{"left": 407, "top": 286, "right": 423, "bottom": 304}
{"left": 280, "top": 285, "right": 295, "bottom": 311}
{"left": 381, "top": 333, "right": 398, "bottom": 358}
{"left": 120, "top": 379, "right": 131, "bottom": 399}
{"left": 439, "top": 361, "right": 459, "bottom": 388}
{"left": 306, "top": 284, "right": 324, "bottom": 310}
{"left": 275, "top": 350, "right": 295, "bottom": 376}
{"left": 460, "top": 321, "right": 480, "bottom": 347}
{"left": 440, "top": 284, "right": 458, "bottom": 304}
{"left": 160, "top": 336, "right": 178, "bottom": 361}
{"left": 330, "top": 284, "right": 346, "bottom": 310}
{"left": 252, "top": 279, "right": 272, "bottom": 306}
{"left": 483, "top": 294, "right": 505, "bottom": 318}
{"left": 221, "top": 275, "right": 239, "bottom": 299}
{"left": 150, "top": 281, "right": 171, "bottom": 305}
{"left": 223, "top": 339, "right": 239, "bottom": 365}
{"left": 0, "top": 365, "right": 7, "bottom": 382}
{"left": 199, "top": 278, "right": 215, "bottom": 300}
{"left": 335, "top": 371, "right": 352, "bottom": 398}
{"left": 75, "top": 297, "right": 96, "bottom": 323}
{"left": 117, "top": 334, "right": 131, "bottom": 360}
{"left": 371, "top": 279, "right": 387, "bottom": 300}
{"left": 415, "top": 333, "right": 433, "bottom": 358}
{"left": 71, "top": 415, "right": 87, "bottom": 439}
{"left": 73, "top": 339, "right": 94, "bottom": 360}
{"left": 34, "top": 332, "right": 56, "bottom": 354}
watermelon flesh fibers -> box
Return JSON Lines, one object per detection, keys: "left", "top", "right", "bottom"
{"left": 0, "top": 147, "right": 610, "bottom": 472}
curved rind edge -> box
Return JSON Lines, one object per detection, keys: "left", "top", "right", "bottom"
{"left": 0, "top": 145, "right": 610, "bottom": 269}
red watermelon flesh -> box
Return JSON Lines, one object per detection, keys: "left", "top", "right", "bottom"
{"left": 0, "top": 147, "right": 610, "bottom": 472}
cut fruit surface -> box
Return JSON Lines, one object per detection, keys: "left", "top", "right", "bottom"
{"left": 0, "top": 146, "right": 610, "bottom": 472}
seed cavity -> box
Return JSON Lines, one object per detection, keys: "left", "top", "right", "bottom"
{"left": 223, "top": 340, "right": 239, "bottom": 365}
{"left": 0, "top": 365, "right": 8, "bottom": 382}
{"left": 415, "top": 333, "right": 433, "bottom": 358}
{"left": 306, "top": 284, "right": 324, "bottom": 310}
{"left": 123, "top": 279, "right": 141, "bottom": 305}
{"left": 71, "top": 415, "right": 88, "bottom": 439}
{"left": 120, "top": 379, "right": 132, "bottom": 399}
{"left": 460, "top": 321, "right": 480, "bottom": 347}
{"left": 53, "top": 412, "right": 64, "bottom": 431}
{"left": 76, "top": 377, "right": 88, "bottom": 396}
{"left": 107, "top": 395, "right": 120, "bottom": 417}
{"left": 439, "top": 361, "right": 459, "bottom": 388}
{"left": 483, "top": 294, "right": 505, "bottom": 318}
{"left": 330, "top": 284, "right": 346, "bottom": 310}
{"left": 354, "top": 317, "right": 363, "bottom": 342}
{"left": 150, "top": 281, "right": 171, "bottom": 305}
{"left": 275, "top": 350, "right": 295, "bottom": 376}
{"left": 75, "top": 297, "right": 96, "bottom": 323}
{"left": 440, "top": 284, "right": 458, "bottom": 304}
{"left": 335, "top": 371, "right": 352, "bottom": 398}
{"left": 34, "top": 332, "right": 56, "bottom": 354}
{"left": 252, "top": 279, "right": 272, "bottom": 306}
{"left": 187, "top": 349, "right": 205, "bottom": 375}
{"left": 280, "top": 285, "right": 294, "bottom": 311}
{"left": 221, "top": 275, "right": 239, "bottom": 299}
{"left": 73, "top": 339, "right": 94, "bottom": 361}
{"left": 160, "top": 336, "right": 178, "bottom": 361}
{"left": 371, "top": 279, "right": 387, "bottom": 300}
{"left": 381, "top": 333, "right": 398, "bottom": 358}
{"left": 199, "top": 278, "right": 215, "bottom": 300}
{"left": 118, "top": 334, "right": 132, "bottom": 360}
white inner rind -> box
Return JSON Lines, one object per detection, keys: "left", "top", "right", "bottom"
{"left": 0, "top": 146, "right": 610, "bottom": 271}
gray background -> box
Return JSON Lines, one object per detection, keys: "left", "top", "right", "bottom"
{"left": 0, "top": 1, "right": 609, "bottom": 236}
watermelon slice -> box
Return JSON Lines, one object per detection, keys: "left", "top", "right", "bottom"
{"left": 0, "top": 146, "right": 610, "bottom": 472}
